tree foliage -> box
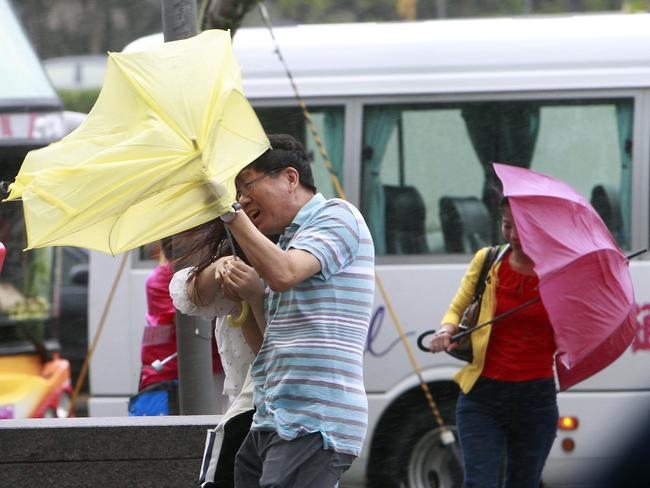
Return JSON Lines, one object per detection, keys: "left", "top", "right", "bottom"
{"left": 201, "top": 0, "right": 259, "bottom": 31}
{"left": 14, "top": 0, "right": 162, "bottom": 58}
{"left": 57, "top": 89, "right": 101, "bottom": 114}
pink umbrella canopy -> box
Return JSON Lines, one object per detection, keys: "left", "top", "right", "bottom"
{"left": 494, "top": 163, "right": 639, "bottom": 390}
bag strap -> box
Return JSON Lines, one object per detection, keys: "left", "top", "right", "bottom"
{"left": 471, "top": 245, "right": 500, "bottom": 301}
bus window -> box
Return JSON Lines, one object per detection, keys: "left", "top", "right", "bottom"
{"left": 255, "top": 106, "right": 345, "bottom": 200}
{"left": 361, "top": 98, "right": 632, "bottom": 256}
{"left": 532, "top": 99, "right": 632, "bottom": 249}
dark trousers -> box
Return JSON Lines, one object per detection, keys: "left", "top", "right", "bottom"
{"left": 234, "top": 430, "right": 354, "bottom": 488}
{"left": 456, "top": 377, "right": 558, "bottom": 488}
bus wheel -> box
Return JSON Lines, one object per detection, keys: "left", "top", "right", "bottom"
{"left": 406, "top": 425, "right": 463, "bottom": 488}
{"left": 367, "top": 385, "right": 462, "bottom": 488}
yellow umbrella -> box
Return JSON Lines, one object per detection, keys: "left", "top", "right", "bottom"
{"left": 5, "top": 30, "right": 269, "bottom": 255}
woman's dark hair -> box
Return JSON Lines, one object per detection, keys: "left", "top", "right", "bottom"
{"left": 171, "top": 219, "right": 278, "bottom": 305}
{"left": 245, "top": 134, "right": 317, "bottom": 193}
{"left": 170, "top": 218, "right": 236, "bottom": 277}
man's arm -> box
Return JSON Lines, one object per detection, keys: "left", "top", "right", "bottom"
{"left": 227, "top": 212, "right": 320, "bottom": 292}
{"left": 240, "top": 311, "right": 264, "bottom": 355}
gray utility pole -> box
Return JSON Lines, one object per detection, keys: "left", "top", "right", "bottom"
{"left": 161, "top": 0, "right": 217, "bottom": 415}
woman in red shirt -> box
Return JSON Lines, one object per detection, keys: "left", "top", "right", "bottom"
{"left": 429, "top": 199, "right": 558, "bottom": 488}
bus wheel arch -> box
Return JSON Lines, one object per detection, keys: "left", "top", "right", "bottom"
{"left": 367, "top": 380, "right": 463, "bottom": 488}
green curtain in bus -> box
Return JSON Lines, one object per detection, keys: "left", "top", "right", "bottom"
{"left": 616, "top": 100, "right": 633, "bottom": 248}
{"left": 361, "top": 107, "right": 401, "bottom": 254}
{"left": 324, "top": 109, "right": 344, "bottom": 189}
{"left": 461, "top": 102, "right": 540, "bottom": 238}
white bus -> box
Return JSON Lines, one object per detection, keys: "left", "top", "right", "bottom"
{"left": 89, "top": 13, "right": 650, "bottom": 487}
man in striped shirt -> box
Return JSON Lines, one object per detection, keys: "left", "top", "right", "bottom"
{"left": 222, "top": 134, "right": 375, "bottom": 487}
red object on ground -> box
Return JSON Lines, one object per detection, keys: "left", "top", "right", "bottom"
{"left": 0, "top": 242, "right": 5, "bottom": 273}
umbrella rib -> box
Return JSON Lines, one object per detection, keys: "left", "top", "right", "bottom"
{"left": 109, "top": 54, "right": 195, "bottom": 150}
{"left": 31, "top": 187, "right": 78, "bottom": 215}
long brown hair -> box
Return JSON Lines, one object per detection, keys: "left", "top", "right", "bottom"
{"left": 172, "top": 218, "right": 277, "bottom": 303}
{"left": 169, "top": 218, "right": 242, "bottom": 280}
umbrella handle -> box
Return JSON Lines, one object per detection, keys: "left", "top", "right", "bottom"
{"left": 227, "top": 301, "right": 250, "bottom": 327}
{"left": 416, "top": 326, "right": 467, "bottom": 352}
{"left": 417, "top": 329, "right": 438, "bottom": 352}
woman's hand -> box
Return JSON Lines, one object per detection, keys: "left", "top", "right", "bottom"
{"left": 213, "top": 255, "right": 236, "bottom": 287}
{"left": 428, "top": 323, "right": 458, "bottom": 353}
{"left": 222, "top": 259, "right": 264, "bottom": 303}
{"left": 208, "top": 256, "right": 238, "bottom": 302}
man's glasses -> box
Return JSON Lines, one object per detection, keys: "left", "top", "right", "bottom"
{"left": 236, "top": 168, "right": 283, "bottom": 200}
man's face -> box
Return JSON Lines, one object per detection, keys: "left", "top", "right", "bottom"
{"left": 236, "top": 167, "right": 289, "bottom": 235}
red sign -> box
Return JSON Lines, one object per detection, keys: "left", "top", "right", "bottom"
{"left": 0, "top": 112, "right": 64, "bottom": 141}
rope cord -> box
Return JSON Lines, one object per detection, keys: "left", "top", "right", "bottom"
{"left": 257, "top": 3, "right": 345, "bottom": 200}
{"left": 257, "top": 2, "right": 449, "bottom": 430}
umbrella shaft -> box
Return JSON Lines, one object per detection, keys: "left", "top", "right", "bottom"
{"left": 451, "top": 249, "right": 647, "bottom": 343}
{"left": 224, "top": 224, "right": 238, "bottom": 259}
{"left": 452, "top": 297, "right": 541, "bottom": 342}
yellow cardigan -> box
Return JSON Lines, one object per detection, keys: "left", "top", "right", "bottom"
{"left": 441, "top": 247, "right": 505, "bottom": 394}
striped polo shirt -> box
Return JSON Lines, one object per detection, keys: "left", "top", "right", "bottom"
{"left": 250, "top": 193, "right": 375, "bottom": 456}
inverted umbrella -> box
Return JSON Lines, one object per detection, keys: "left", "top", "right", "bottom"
{"left": 494, "top": 163, "right": 638, "bottom": 390}
{"left": 4, "top": 30, "right": 269, "bottom": 255}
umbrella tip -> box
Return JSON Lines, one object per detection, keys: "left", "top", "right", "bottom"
{"left": 628, "top": 249, "right": 648, "bottom": 261}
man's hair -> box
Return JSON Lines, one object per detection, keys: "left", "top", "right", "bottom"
{"left": 247, "top": 134, "right": 316, "bottom": 193}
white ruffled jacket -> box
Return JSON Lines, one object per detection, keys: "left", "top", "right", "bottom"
{"left": 168, "top": 268, "right": 256, "bottom": 396}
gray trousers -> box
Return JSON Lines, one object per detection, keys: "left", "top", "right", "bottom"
{"left": 234, "top": 430, "right": 354, "bottom": 488}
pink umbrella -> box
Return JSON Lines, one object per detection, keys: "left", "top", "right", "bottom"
{"left": 494, "top": 163, "right": 639, "bottom": 390}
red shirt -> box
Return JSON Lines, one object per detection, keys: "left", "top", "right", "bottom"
{"left": 481, "top": 251, "right": 556, "bottom": 382}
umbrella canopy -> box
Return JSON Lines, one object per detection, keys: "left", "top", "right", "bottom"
{"left": 494, "top": 163, "right": 638, "bottom": 390}
{"left": 5, "top": 30, "right": 269, "bottom": 255}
